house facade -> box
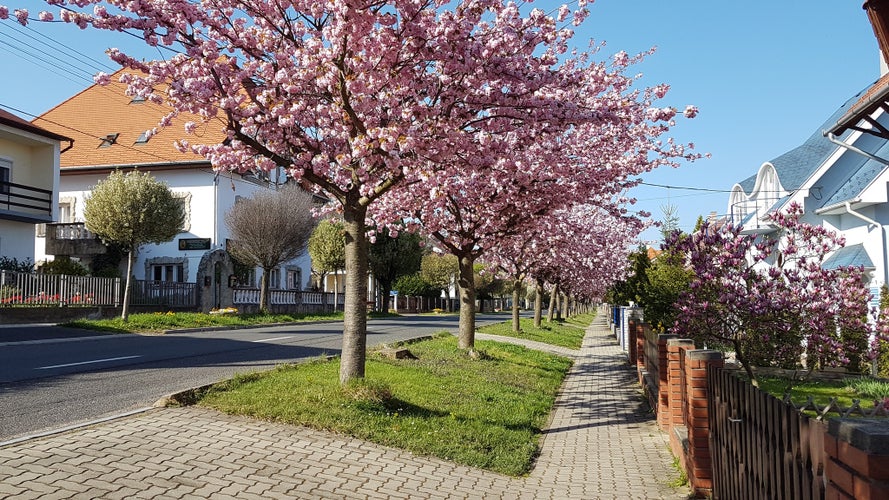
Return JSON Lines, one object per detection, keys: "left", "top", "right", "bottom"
{"left": 0, "top": 109, "right": 69, "bottom": 264}
{"left": 728, "top": 2, "right": 889, "bottom": 301}
{"left": 30, "top": 71, "right": 312, "bottom": 308}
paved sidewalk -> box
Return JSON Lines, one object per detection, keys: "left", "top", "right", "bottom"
{"left": 0, "top": 315, "right": 688, "bottom": 499}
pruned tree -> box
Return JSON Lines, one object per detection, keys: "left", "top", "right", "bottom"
{"left": 225, "top": 185, "right": 316, "bottom": 312}
{"left": 369, "top": 230, "right": 423, "bottom": 313}
{"left": 83, "top": 170, "right": 184, "bottom": 321}
{"left": 308, "top": 219, "right": 346, "bottom": 309}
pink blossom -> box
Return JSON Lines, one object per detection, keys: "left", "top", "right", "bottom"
{"left": 13, "top": 8, "right": 27, "bottom": 25}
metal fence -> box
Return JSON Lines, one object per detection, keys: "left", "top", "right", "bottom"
{"left": 128, "top": 280, "right": 198, "bottom": 308}
{"left": 0, "top": 271, "right": 120, "bottom": 306}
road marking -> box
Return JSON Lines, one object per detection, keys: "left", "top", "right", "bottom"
{"left": 252, "top": 336, "right": 295, "bottom": 343}
{"left": 35, "top": 355, "right": 141, "bottom": 370}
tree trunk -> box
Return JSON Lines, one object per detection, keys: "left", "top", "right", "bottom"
{"left": 559, "top": 292, "right": 568, "bottom": 319}
{"left": 340, "top": 205, "right": 369, "bottom": 385}
{"left": 512, "top": 279, "right": 522, "bottom": 333}
{"left": 533, "top": 278, "right": 543, "bottom": 328}
{"left": 121, "top": 248, "right": 135, "bottom": 321}
{"left": 380, "top": 282, "right": 391, "bottom": 313}
{"left": 457, "top": 253, "right": 476, "bottom": 350}
{"left": 259, "top": 267, "right": 269, "bottom": 313}
{"left": 547, "top": 283, "right": 559, "bottom": 323}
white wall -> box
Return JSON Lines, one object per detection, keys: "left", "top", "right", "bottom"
{"left": 37, "top": 167, "right": 313, "bottom": 289}
{"left": 0, "top": 220, "right": 37, "bottom": 263}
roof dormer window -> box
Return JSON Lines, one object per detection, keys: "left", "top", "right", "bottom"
{"left": 99, "top": 133, "right": 119, "bottom": 148}
{"left": 130, "top": 95, "right": 146, "bottom": 104}
{"left": 134, "top": 131, "right": 151, "bottom": 145}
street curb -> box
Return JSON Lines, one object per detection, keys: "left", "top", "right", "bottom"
{"left": 0, "top": 407, "right": 154, "bottom": 448}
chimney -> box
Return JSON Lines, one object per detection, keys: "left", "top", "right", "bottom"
{"left": 864, "top": 0, "right": 889, "bottom": 74}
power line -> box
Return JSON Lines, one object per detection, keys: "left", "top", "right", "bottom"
{"left": 638, "top": 181, "right": 733, "bottom": 193}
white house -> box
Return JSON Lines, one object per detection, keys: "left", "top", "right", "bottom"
{"left": 728, "top": 1, "right": 889, "bottom": 300}
{"left": 0, "top": 109, "right": 69, "bottom": 264}
{"left": 30, "top": 71, "right": 312, "bottom": 309}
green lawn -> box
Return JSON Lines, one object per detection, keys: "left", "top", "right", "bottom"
{"left": 195, "top": 335, "right": 572, "bottom": 476}
{"left": 475, "top": 312, "right": 594, "bottom": 350}
{"left": 757, "top": 376, "right": 889, "bottom": 416}
{"left": 60, "top": 311, "right": 344, "bottom": 334}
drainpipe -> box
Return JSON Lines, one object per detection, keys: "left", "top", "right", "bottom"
{"left": 824, "top": 132, "right": 889, "bottom": 166}
{"left": 845, "top": 201, "right": 880, "bottom": 227}
{"left": 823, "top": 131, "right": 889, "bottom": 285}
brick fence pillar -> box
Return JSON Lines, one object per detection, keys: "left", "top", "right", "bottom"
{"left": 656, "top": 333, "right": 678, "bottom": 430}
{"left": 825, "top": 419, "right": 889, "bottom": 500}
{"left": 667, "top": 339, "right": 695, "bottom": 430}
{"left": 684, "top": 349, "right": 723, "bottom": 498}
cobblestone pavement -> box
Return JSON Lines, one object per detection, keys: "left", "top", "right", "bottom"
{"left": 1, "top": 315, "right": 688, "bottom": 499}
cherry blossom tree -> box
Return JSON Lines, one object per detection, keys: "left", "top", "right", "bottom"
{"left": 488, "top": 204, "right": 644, "bottom": 332}
{"left": 4, "top": 0, "right": 633, "bottom": 382}
{"left": 6, "top": 0, "right": 701, "bottom": 378}
{"left": 375, "top": 46, "right": 701, "bottom": 350}
{"left": 672, "top": 203, "right": 883, "bottom": 384}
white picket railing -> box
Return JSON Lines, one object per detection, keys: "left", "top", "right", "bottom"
{"left": 0, "top": 271, "right": 120, "bottom": 306}
{"left": 231, "top": 288, "right": 344, "bottom": 306}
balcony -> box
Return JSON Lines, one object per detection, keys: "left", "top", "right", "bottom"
{"left": 0, "top": 180, "right": 52, "bottom": 223}
{"left": 44, "top": 223, "right": 108, "bottom": 257}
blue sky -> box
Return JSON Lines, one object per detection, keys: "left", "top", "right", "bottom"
{"left": 0, "top": 1, "right": 882, "bottom": 243}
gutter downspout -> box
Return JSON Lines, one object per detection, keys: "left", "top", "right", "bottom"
{"left": 824, "top": 132, "right": 889, "bottom": 166}
{"left": 823, "top": 131, "right": 889, "bottom": 284}
{"left": 845, "top": 201, "right": 880, "bottom": 227}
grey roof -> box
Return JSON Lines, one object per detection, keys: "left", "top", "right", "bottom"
{"left": 733, "top": 85, "right": 867, "bottom": 196}
{"left": 820, "top": 140, "right": 889, "bottom": 208}
{"left": 822, "top": 243, "right": 874, "bottom": 270}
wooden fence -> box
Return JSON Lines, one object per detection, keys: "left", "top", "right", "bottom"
{"left": 618, "top": 307, "right": 889, "bottom": 499}
{"left": 708, "top": 366, "right": 826, "bottom": 500}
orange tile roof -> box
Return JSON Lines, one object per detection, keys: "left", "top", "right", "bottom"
{"left": 31, "top": 69, "right": 227, "bottom": 169}
{"left": 830, "top": 72, "right": 889, "bottom": 135}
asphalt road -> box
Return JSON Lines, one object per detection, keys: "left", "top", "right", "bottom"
{"left": 0, "top": 314, "right": 508, "bottom": 443}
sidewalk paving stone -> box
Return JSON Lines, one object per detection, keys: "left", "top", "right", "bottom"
{"left": 1, "top": 313, "right": 689, "bottom": 499}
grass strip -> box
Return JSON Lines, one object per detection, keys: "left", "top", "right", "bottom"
{"left": 475, "top": 313, "right": 594, "bottom": 350}
{"left": 196, "top": 335, "right": 572, "bottom": 476}
{"left": 60, "top": 311, "right": 344, "bottom": 334}
{"left": 757, "top": 376, "right": 889, "bottom": 417}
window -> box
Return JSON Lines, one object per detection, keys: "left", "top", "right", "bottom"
{"left": 99, "top": 133, "right": 119, "bottom": 148}
{"left": 269, "top": 268, "right": 281, "bottom": 289}
{"left": 134, "top": 131, "right": 151, "bottom": 145}
{"left": 152, "top": 263, "right": 185, "bottom": 283}
{"left": 172, "top": 192, "right": 191, "bottom": 232}
{"left": 58, "top": 198, "right": 75, "bottom": 224}
{"left": 130, "top": 95, "right": 146, "bottom": 104}
{"left": 0, "top": 158, "right": 10, "bottom": 195}
{"left": 287, "top": 269, "right": 302, "bottom": 290}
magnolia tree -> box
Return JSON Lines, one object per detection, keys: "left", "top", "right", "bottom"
{"left": 672, "top": 204, "right": 884, "bottom": 384}
{"left": 5, "top": 0, "right": 686, "bottom": 383}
